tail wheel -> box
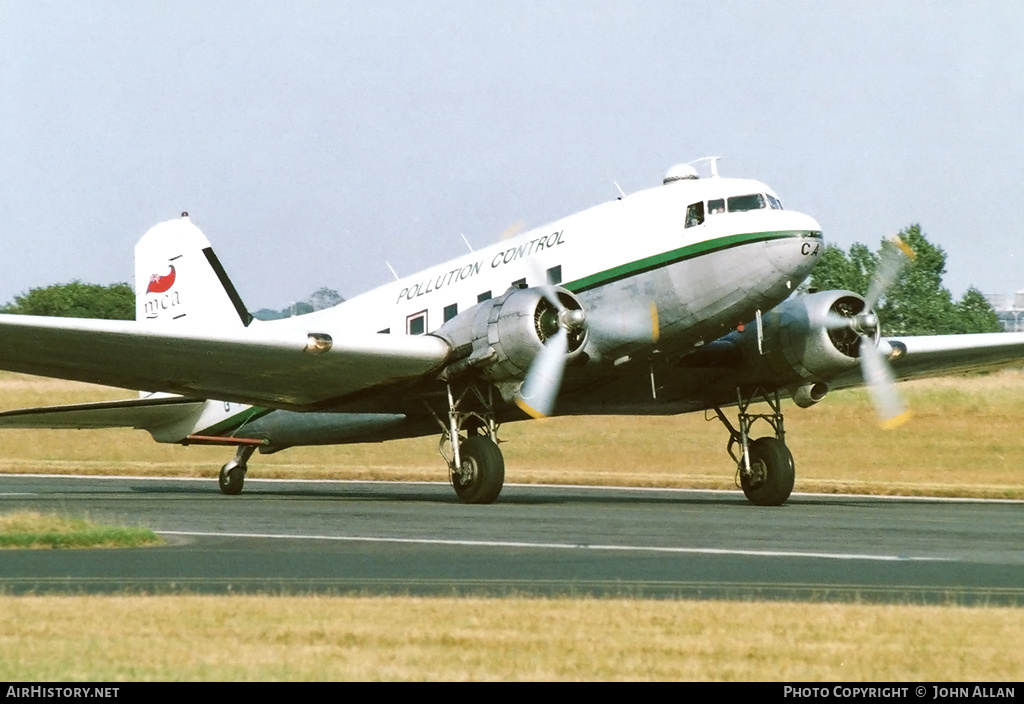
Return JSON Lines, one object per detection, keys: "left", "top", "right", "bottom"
{"left": 740, "top": 437, "right": 795, "bottom": 506}
{"left": 218, "top": 462, "right": 246, "bottom": 495}
{"left": 452, "top": 435, "right": 505, "bottom": 504}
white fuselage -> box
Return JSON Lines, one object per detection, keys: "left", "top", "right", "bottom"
{"left": 298, "top": 174, "right": 822, "bottom": 345}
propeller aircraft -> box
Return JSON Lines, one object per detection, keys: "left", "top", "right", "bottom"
{"left": 2, "top": 159, "right": 1023, "bottom": 506}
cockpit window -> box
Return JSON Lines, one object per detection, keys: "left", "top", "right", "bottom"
{"left": 708, "top": 198, "right": 725, "bottom": 214}
{"left": 685, "top": 201, "right": 705, "bottom": 228}
{"left": 727, "top": 194, "right": 766, "bottom": 212}
{"left": 766, "top": 194, "right": 783, "bottom": 210}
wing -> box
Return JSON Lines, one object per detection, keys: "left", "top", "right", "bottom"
{"left": 830, "top": 331, "right": 1024, "bottom": 389}
{"left": 0, "top": 314, "right": 451, "bottom": 410}
{"left": 0, "top": 215, "right": 451, "bottom": 413}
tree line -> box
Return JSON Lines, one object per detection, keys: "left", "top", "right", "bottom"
{"left": 0, "top": 283, "right": 344, "bottom": 322}
{"left": 0, "top": 281, "right": 135, "bottom": 319}
{"left": 808, "top": 224, "right": 1001, "bottom": 335}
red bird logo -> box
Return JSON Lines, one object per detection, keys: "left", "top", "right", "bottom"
{"left": 147, "top": 265, "right": 176, "bottom": 294}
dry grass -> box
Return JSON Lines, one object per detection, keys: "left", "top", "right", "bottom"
{"left": 0, "top": 596, "right": 1021, "bottom": 681}
{"left": 1, "top": 370, "right": 1022, "bottom": 498}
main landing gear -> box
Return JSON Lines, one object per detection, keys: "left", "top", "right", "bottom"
{"left": 218, "top": 445, "right": 256, "bottom": 496}
{"left": 712, "top": 387, "right": 795, "bottom": 506}
{"left": 430, "top": 383, "right": 505, "bottom": 504}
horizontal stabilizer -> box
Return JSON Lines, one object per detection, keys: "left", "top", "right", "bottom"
{"left": 0, "top": 396, "right": 205, "bottom": 430}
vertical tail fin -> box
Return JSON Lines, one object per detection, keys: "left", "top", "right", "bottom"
{"left": 134, "top": 213, "right": 252, "bottom": 329}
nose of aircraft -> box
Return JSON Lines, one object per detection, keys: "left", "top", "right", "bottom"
{"left": 765, "top": 210, "right": 824, "bottom": 281}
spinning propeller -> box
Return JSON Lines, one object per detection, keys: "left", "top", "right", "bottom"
{"left": 514, "top": 269, "right": 659, "bottom": 418}
{"left": 824, "top": 235, "right": 916, "bottom": 428}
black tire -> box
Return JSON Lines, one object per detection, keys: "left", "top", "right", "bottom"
{"left": 739, "top": 437, "right": 795, "bottom": 506}
{"left": 452, "top": 436, "right": 505, "bottom": 504}
{"left": 218, "top": 463, "right": 246, "bottom": 496}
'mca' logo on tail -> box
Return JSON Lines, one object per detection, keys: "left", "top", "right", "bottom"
{"left": 144, "top": 260, "right": 183, "bottom": 320}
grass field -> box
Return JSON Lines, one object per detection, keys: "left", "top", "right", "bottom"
{"left": 1, "top": 370, "right": 1022, "bottom": 499}
{"left": 1, "top": 596, "right": 1022, "bottom": 681}
{"left": 1, "top": 370, "right": 1022, "bottom": 680}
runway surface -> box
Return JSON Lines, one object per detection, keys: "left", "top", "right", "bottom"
{"left": 1, "top": 474, "right": 1021, "bottom": 603}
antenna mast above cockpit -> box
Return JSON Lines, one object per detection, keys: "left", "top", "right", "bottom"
{"left": 688, "top": 156, "right": 721, "bottom": 178}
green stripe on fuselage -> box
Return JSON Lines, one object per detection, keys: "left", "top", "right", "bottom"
{"left": 565, "top": 229, "right": 816, "bottom": 293}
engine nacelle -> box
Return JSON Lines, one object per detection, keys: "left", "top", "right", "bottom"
{"left": 683, "top": 290, "right": 880, "bottom": 390}
{"left": 433, "top": 286, "right": 587, "bottom": 384}
{"left": 749, "top": 290, "right": 876, "bottom": 382}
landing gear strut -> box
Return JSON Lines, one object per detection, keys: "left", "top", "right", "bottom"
{"left": 430, "top": 383, "right": 505, "bottom": 504}
{"left": 218, "top": 445, "right": 256, "bottom": 496}
{"left": 712, "top": 387, "right": 795, "bottom": 506}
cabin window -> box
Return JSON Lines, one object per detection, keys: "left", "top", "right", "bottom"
{"left": 708, "top": 198, "right": 725, "bottom": 214}
{"left": 378, "top": 327, "right": 390, "bottom": 334}
{"left": 406, "top": 310, "right": 427, "bottom": 335}
{"left": 512, "top": 278, "right": 527, "bottom": 289}
{"left": 443, "top": 303, "right": 458, "bottom": 322}
{"left": 766, "top": 194, "right": 783, "bottom": 210}
{"left": 477, "top": 291, "right": 492, "bottom": 303}
{"left": 727, "top": 194, "right": 766, "bottom": 212}
{"left": 546, "top": 265, "right": 562, "bottom": 285}
{"left": 684, "top": 201, "right": 705, "bottom": 228}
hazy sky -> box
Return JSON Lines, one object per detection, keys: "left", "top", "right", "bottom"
{"left": 2, "top": 1, "right": 1022, "bottom": 310}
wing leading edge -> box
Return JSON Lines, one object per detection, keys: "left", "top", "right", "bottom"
{"left": 828, "top": 332, "right": 1024, "bottom": 389}
{"left": 0, "top": 314, "right": 451, "bottom": 410}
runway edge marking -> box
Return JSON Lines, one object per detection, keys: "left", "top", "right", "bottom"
{"left": 157, "top": 529, "right": 951, "bottom": 562}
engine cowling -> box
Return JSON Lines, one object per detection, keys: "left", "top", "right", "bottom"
{"left": 746, "top": 289, "right": 879, "bottom": 382}
{"left": 433, "top": 286, "right": 587, "bottom": 384}
{"left": 678, "top": 290, "right": 881, "bottom": 400}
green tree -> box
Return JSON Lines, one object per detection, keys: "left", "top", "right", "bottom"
{"left": 308, "top": 287, "right": 345, "bottom": 311}
{"left": 955, "top": 286, "right": 1002, "bottom": 334}
{"left": 1, "top": 281, "right": 134, "bottom": 320}
{"left": 809, "top": 225, "right": 1000, "bottom": 335}
{"left": 251, "top": 288, "right": 345, "bottom": 321}
{"left": 810, "top": 243, "right": 872, "bottom": 294}
{"left": 876, "top": 225, "right": 956, "bottom": 335}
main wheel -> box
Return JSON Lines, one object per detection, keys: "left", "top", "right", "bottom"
{"left": 739, "top": 437, "right": 795, "bottom": 506}
{"left": 218, "top": 462, "right": 246, "bottom": 496}
{"left": 452, "top": 435, "right": 505, "bottom": 504}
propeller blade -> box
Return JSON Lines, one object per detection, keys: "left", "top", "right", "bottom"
{"left": 521, "top": 256, "right": 566, "bottom": 313}
{"left": 499, "top": 221, "right": 525, "bottom": 240}
{"left": 823, "top": 311, "right": 854, "bottom": 331}
{"left": 864, "top": 235, "right": 916, "bottom": 310}
{"left": 859, "top": 335, "right": 910, "bottom": 429}
{"left": 515, "top": 328, "right": 569, "bottom": 419}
